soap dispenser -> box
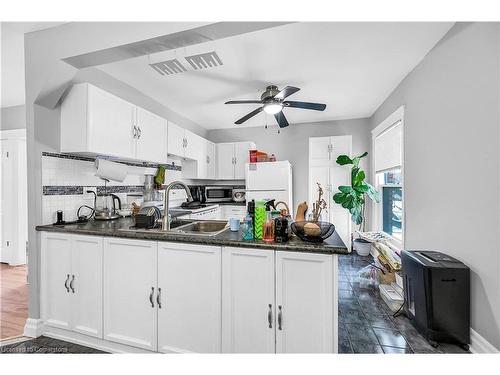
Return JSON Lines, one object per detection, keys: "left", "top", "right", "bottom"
{"left": 262, "top": 200, "right": 276, "bottom": 243}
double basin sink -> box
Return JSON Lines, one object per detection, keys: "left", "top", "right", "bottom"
{"left": 121, "top": 219, "right": 230, "bottom": 237}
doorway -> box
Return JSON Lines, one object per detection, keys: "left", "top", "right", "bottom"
{"left": 0, "top": 129, "right": 28, "bottom": 340}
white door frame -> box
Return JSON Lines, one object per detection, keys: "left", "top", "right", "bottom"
{"left": 0, "top": 128, "right": 28, "bottom": 265}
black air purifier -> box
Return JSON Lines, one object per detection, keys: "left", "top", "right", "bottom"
{"left": 401, "top": 250, "right": 470, "bottom": 350}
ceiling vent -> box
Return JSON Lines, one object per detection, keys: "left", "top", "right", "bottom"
{"left": 184, "top": 51, "right": 223, "bottom": 70}
{"left": 149, "top": 58, "right": 187, "bottom": 75}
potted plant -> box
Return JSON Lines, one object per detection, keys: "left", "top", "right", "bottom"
{"left": 332, "top": 152, "right": 380, "bottom": 256}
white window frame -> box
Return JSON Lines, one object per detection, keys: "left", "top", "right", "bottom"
{"left": 371, "top": 106, "right": 405, "bottom": 250}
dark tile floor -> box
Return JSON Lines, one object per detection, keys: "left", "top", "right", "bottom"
{"left": 338, "top": 252, "right": 470, "bottom": 354}
{"left": 0, "top": 336, "right": 106, "bottom": 354}
{"left": 1, "top": 252, "right": 469, "bottom": 354}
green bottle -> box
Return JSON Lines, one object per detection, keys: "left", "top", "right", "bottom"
{"left": 254, "top": 200, "right": 266, "bottom": 240}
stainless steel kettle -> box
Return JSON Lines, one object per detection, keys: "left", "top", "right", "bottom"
{"left": 94, "top": 193, "right": 122, "bottom": 220}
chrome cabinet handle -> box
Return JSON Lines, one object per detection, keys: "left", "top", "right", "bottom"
{"left": 268, "top": 304, "right": 273, "bottom": 328}
{"left": 278, "top": 305, "right": 282, "bottom": 330}
{"left": 64, "top": 274, "right": 70, "bottom": 292}
{"left": 137, "top": 126, "right": 142, "bottom": 139}
{"left": 149, "top": 287, "right": 155, "bottom": 308}
{"left": 157, "top": 287, "right": 162, "bottom": 309}
{"left": 207, "top": 155, "right": 210, "bottom": 164}
{"left": 133, "top": 126, "right": 137, "bottom": 139}
{"left": 70, "top": 274, "right": 75, "bottom": 293}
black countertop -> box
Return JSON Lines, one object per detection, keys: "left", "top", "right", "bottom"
{"left": 36, "top": 217, "right": 350, "bottom": 255}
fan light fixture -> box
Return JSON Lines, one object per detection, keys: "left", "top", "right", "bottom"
{"left": 263, "top": 103, "right": 283, "bottom": 115}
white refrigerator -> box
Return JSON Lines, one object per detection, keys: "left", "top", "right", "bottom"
{"left": 245, "top": 161, "right": 293, "bottom": 215}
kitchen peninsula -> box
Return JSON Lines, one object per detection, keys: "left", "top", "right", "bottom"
{"left": 36, "top": 218, "right": 348, "bottom": 353}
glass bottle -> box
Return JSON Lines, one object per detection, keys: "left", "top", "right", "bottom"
{"left": 242, "top": 215, "right": 254, "bottom": 241}
{"left": 262, "top": 211, "right": 275, "bottom": 243}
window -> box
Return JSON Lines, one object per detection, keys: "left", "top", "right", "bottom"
{"left": 372, "top": 106, "right": 404, "bottom": 247}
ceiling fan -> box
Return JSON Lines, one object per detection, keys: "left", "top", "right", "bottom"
{"left": 225, "top": 85, "right": 327, "bottom": 128}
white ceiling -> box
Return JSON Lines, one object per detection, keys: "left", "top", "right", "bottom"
{"left": 1, "top": 22, "right": 66, "bottom": 107}
{"left": 98, "top": 22, "right": 453, "bottom": 130}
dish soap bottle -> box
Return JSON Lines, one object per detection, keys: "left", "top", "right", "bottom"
{"left": 262, "top": 201, "right": 276, "bottom": 243}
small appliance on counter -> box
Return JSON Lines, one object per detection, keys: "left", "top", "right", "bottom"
{"left": 401, "top": 250, "right": 470, "bottom": 350}
{"left": 134, "top": 206, "right": 162, "bottom": 229}
{"left": 205, "top": 185, "right": 233, "bottom": 202}
{"left": 189, "top": 185, "right": 206, "bottom": 203}
{"left": 94, "top": 193, "right": 122, "bottom": 221}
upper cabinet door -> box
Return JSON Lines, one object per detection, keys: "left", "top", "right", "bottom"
{"left": 41, "top": 232, "right": 72, "bottom": 331}
{"left": 207, "top": 141, "right": 216, "bottom": 179}
{"left": 309, "top": 137, "right": 332, "bottom": 166}
{"left": 184, "top": 130, "right": 204, "bottom": 161}
{"left": 275, "top": 251, "right": 334, "bottom": 353}
{"left": 87, "top": 85, "right": 136, "bottom": 159}
{"left": 167, "top": 121, "right": 185, "bottom": 157}
{"left": 103, "top": 238, "right": 158, "bottom": 351}
{"left": 157, "top": 242, "right": 221, "bottom": 353}
{"left": 222, "top": 247, "right": 275, "bottom": 353}
{"left": 234, "top": 142, "right": 255, "bottom": 179}
{"left": 71, "top": 235, "right": 103, "bottom": 338}
{"left": 135, "top": 107, "right": 168, "bottom": 163}
{"left": 217, "top": 143, "right": 235, "bottom": 180}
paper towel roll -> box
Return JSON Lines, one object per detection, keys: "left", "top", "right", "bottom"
{"left": 95, "top": 158, "right": 128, "bottom": 182}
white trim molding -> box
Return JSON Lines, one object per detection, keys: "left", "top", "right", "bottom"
{"left": 23, "top": 318, "right": 44, "bottom": 338}
{"left": 470, "top": 328, "right": 499, "bottom": 353}
{"left": 0, "top": 128, "right": 26, "bottom": 140}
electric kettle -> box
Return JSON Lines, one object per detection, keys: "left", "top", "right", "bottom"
{"left": 94, "top": 193, "right": 122, "bottom": 221}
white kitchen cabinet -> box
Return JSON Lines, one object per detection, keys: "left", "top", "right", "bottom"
{"left": 167, "top": 121, "right": 185, "bottom": 158}
{"left": 222, "top": 247, "right": 275, "bottom": 353}
{"left": 61, "top": 83, "right": 168, "bottom": 163}
{"left": 157, "top": 242, "right": 221, "bottom": 353}
{"left": 216, "top": 143, "right": 236, "bottom": 180}
{"left": 275, "top": 251, "right": 334, "bottom": 353}
{"left": 41, "top": 232, "right": 103, "bottom": 338}
{"left": 103, "top": 238, "right": 158, "bottom": 351}
{"left": 309, "top": 136, "right": 352, "bottom": 249}
{"left": 234, "top": 142, "right": 255, "bottom": 179}
{"left": 41, "top": 233, "right": 72, "bottom": 331}
{"left": 207, "top": 141, "right": 216, "bottom": 179}
{"left": 61, "top": 83, "right": 135, "bottom": 159}
{"left": 135, "top": 107, "right": 168, "bottom": 163}
{"left": 216, "top": 142, "right": 256, "bottom": 180}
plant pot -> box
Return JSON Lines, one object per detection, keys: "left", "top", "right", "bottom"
{"left": 354, "top": 238, "right": 371, "bottom": 256}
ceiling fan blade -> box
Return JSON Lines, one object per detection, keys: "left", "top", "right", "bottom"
{"left": 225, "top": 100, "right": 262, "bottom": 104}
{"left": 235, "top": 107, "right": 263, "bottom": 124}
{"left": 284, "top": 101, "right": 326, "bottom": 111}
{"left": 274, "top": 86, "right": 300, "bottom": 100}
{"left": 274, "top": 112, "right": 289, "bottom": 128}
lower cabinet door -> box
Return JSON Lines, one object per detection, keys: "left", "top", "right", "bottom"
{"left": 275, "top": 251, "right": 334, "bottom": 353}
{"left": 103, "top": 238, "right": 158, "bottom": 351}
{"left": 41, "top": 232, "right": 72, "bottom": 330}
{"left": 222, "top": 247, "right": 276, "bottom": 353}
{"left": 157, "top": 242, "right": 221, "bottom": 353}
{"left": 71, "top": 235, "right": 103, "bottom": 338}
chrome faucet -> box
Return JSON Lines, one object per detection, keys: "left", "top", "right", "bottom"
{"left": 161, "top": 180, "right": 193, "bottom": 231}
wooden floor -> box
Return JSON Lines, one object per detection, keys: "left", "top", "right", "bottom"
{"left": 0, "top": 263, "right": 28, "bottom": 340}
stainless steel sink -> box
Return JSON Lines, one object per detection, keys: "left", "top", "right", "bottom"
{"left": 174, "top": 221, "right": 229, "bottom": 235}
{"left": 119, "top": 220, "right": 229, "bottom": 237}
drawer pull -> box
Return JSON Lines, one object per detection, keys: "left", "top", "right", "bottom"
{"left": 70, "top": 274, "right": 75, "bottom": 293}
{"left": 64, "top": 274, "right": 70, "bottom": 293}
{"left": 268, "top": 304, "right": 273, "bottom": 328}
{"left": 278, "top": 305, "right": 283, "bottom": 330}
{"left": 149, "top": 287, "right": 155, "bottom": 308}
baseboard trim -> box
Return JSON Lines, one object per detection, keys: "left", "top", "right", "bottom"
{"left": 23, "top": 318, "right": 44, "bottom": 338}
{"left": 42, "top": 325, "right": 155, "bottom": 353}
{"left": 470, "top": 328, "right": 499, "bottom": 353}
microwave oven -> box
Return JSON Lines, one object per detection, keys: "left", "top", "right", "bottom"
{"left": 205, "top": 186, "right": 233, "bottom": 202}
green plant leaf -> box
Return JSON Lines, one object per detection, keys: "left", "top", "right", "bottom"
{"left": 351, "top": 167, "right": 359, "bottom": 185}
{"left": 336, "top": 155, "right": 353, "bottom": 165}
{"left": 352, "top": 152, "right": 368, "bottom": 167}
{"left": 341, "top": 195, "right": 354, "bottom": 209}
{"left": 333, "top": 192, "right": 347, "bottom": 204}
{"left": 353, "top": 170, "right": 365, "bottom": 186}
{"left": 354, "top": 184, "right": 369, "bottom": 193}
{"left": 366, "top": 183, "right": 381, "bottom": 203}
{"left": 338, "top": 185, "right": 353, "bottom": 194}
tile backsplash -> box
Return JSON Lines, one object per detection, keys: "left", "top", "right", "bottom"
{"left": 41, "top": 153, "right": 183, "bottom": 224}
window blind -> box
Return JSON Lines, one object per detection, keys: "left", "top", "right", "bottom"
{"left": 374, "top": 120, "right": 402, "bottom": 172}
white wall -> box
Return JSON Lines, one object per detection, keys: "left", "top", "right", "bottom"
{"left": 370, "top": 22, "right": 500, "bottom": 349}
{"left": 208, "top": 118, "right": 371, "bottom": 214}
{"left": 0, "top": 105, "right": 26, "bottom": 130}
